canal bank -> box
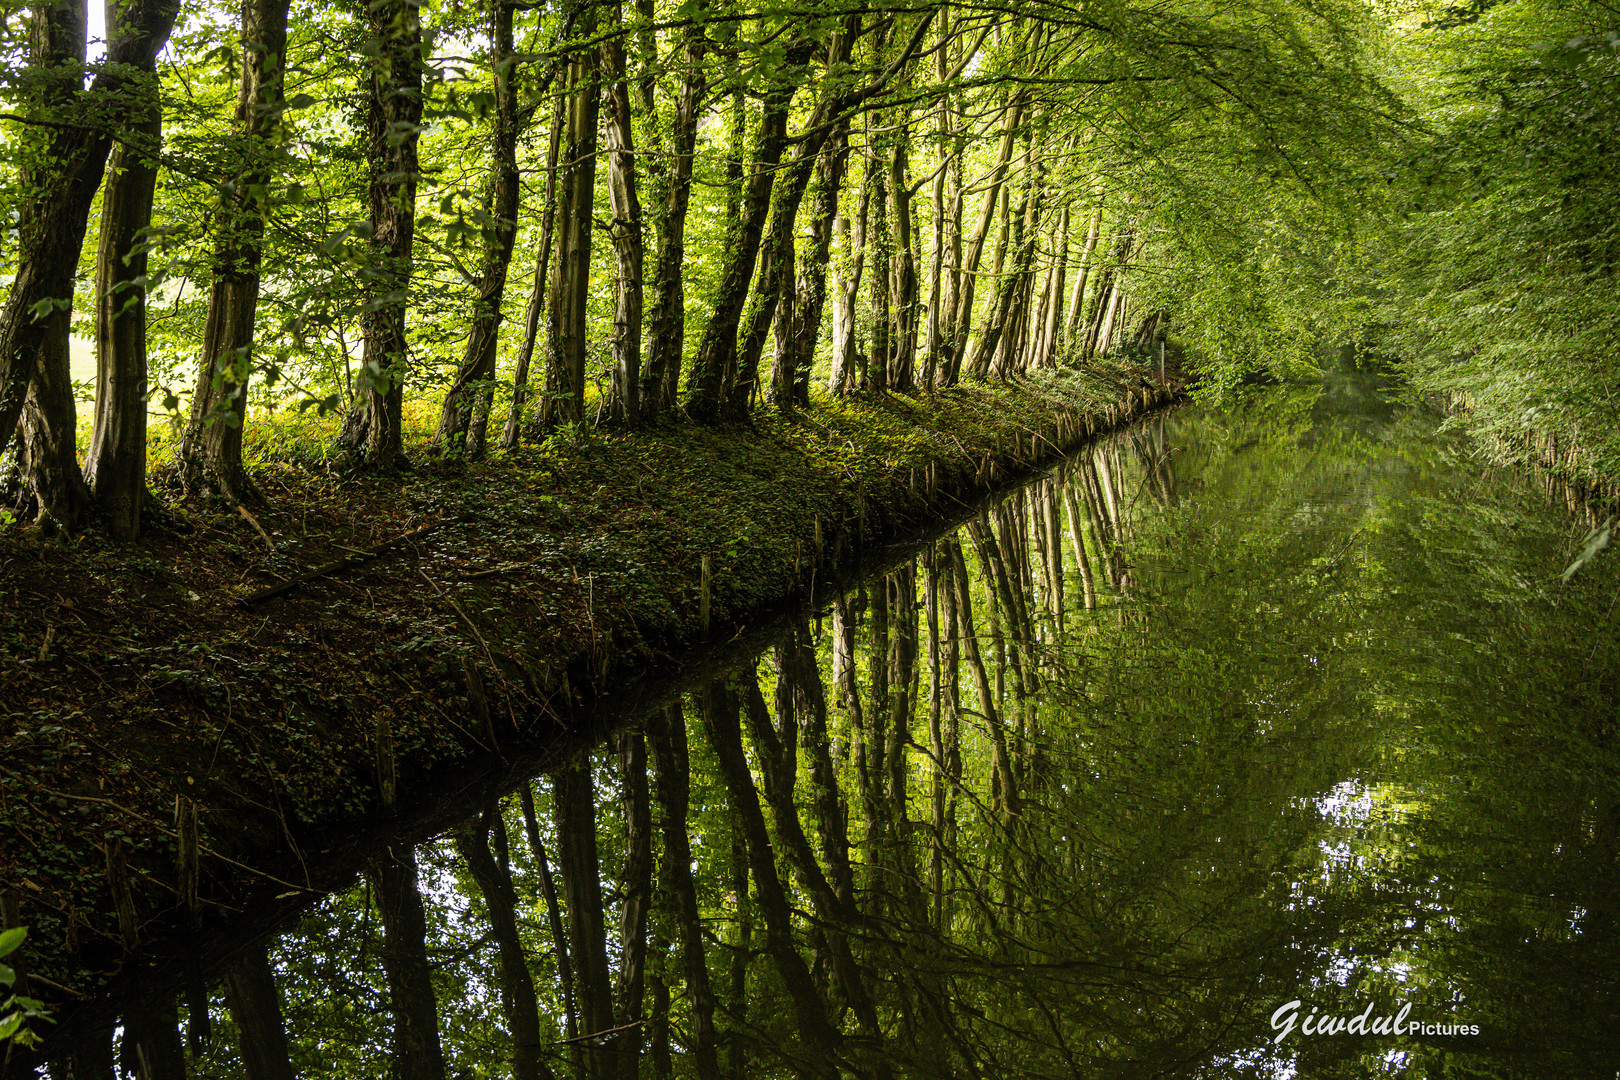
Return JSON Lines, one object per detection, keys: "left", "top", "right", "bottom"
{"left": 0, "top": 364, "right": 1181, "bottom": 1007}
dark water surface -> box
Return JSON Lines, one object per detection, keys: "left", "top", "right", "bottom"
{"left": 29, "top": 372, "right": 1620, "bottom": 1078}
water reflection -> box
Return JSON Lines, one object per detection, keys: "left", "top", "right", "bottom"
{"left": 26, "top": 376, "right": 1620, "bottom": 1079}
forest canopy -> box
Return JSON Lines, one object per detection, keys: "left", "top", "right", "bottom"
{"left": 0, "top": 0, "right": 1613, "bottom": 538}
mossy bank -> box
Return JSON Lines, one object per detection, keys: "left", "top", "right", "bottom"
{"left": 0, "top": 366, "right": 1179, "bottom": 1005}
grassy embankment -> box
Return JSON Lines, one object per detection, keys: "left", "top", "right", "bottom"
{"left": 0, "top": 364, "right": 1177, "bottom": 1002}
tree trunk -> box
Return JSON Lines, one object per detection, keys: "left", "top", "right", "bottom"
{"left": 537, "top": 7, "right": 600, "bottom": 430}
{"left": 121, "top": 993, "right": 186, "bottom": 1080}
{"left": 0, "top": 0, "right": 172, "bottom": 532}
{"left": 341, "top": 0, "right": 424, "bottom": 466}
{"left": 827, "top": 179, "right": 868, "bottom": 396}
{"left": 1063, "top": 208, "right": 1103, "bottom": 350}
{"left": 433, "top": 0, "right": 521, "bottom": 457}
{"left": 500, "top": 107, "right": 564, "bottom": 449}
{"left": 456, "top": 803, "right": 550, "bottom": 1080}
{"left": 368, "top": 843, "right": 448, "bottom": 1080}
{"left": 85, "top": 0, "right": 169, "bottom": 540}
{"left": 682, "top": 40, "right": 815, "bottom": 422}
{"left": 639, "top": 19, "right": 706, "bottom": 416}
{"left": 771, "top": 117, "right": 851, "bottom": 409}
{"left": 222, "top": 940, "right": 296, "bottom": 1080}
{"left": 600, "top": 19, "right": 644, "bottom": 427}
{"left": 937, "top": 93, "right": 1024, "bottom": 386}
{"left": 177, "top": 0, "right": 291, "bottom": 499}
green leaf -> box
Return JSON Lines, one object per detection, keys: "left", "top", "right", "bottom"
{"left": 0, "top": 928, "right": 23, "bottom": 961}
{"left": 0, "top": 1011, "right": 20, "bottom": 1042}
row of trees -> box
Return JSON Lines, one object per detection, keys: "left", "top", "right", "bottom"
{"left": 0, "top": 0, "right": 1388, "bottom": 538}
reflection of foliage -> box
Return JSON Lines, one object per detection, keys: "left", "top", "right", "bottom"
{"left": 0, "top": 928, "right": 49, "bottom": 1049}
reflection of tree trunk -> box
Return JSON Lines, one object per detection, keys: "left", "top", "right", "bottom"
{"left": 647, "top": 703, "right": 718, "bottom": 1076}
{"left": 1063, "top": 480, "right": 1098, "bottom": 610}
{"left": 553, "top": 765, "right": 616, "bottom": 1080}
{"left": 222, "top": 940, "right": 296, "bottom": 1080}
{"left": 63, "top": 1010, "right": 117, "bottom": 1079}
{"left": 699, "top": 680, "right": 841, "bottom": 1072}
{"left": 944, "top": 540, "right": 1019, "bottom": 822}
{"left": 369, "top": 844, "right": 447, "bottom": 1080}
{"left": 456, "top": 804, "right": 550, "bottom": 1080}
{"left": 122, "top": 993, "right": 186, "bottom": 1080}
{"left": 724, "top": 814, "right": 750, "bottom": 1080}
{"left": 519, "top": 783, "right": 582, "bottom": 1076}
{"left": 615, "top": 731, "right": 653, "bottom": 1080}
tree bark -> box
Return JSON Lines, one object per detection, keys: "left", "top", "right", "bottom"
{"left": 368, "top": 843, "right": 448, "bottom": 1080}
{"left": 682, "top": 39, "right": 815, "bottom": 422}
{"left": 340, "top": 0, "right": 424, "bottom": 466}
{"left": 940, "top": 92, "right": 1024, "bottom": 385}
{"left": 638, "top": 19, "right": 706, "bottom": 415}
{"left": 121, "top": 992, "right": 186, "bottom": 1080}
{"left": 434, "top": 0, "right": 521, "bottom": 457}
{"left": 0, "top": 0, "right": 174, "bottom": 531}
{"left": 222, "top": 940, "right": 296, "bottom": 1080}
{"left": 177, "top": 0, "right": 291, "bottom": 498}
{"left": 537, "top": 6, "right": 600, "bottom": 430}
{"left": 771, "top": 117, "right": 850, "bottom": 408}
{"left": 500, "top": 106, "right": 563, "bottom": 449}
{"left": 600, "top": 19, "right": 644, "bottom": 427}
{"left": 85, "top": 0, "right": 169, "bottom": 539}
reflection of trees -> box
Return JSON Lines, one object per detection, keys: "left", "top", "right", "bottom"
{"left": 36, "top": 402, "right": 1620, "bottom": 1080}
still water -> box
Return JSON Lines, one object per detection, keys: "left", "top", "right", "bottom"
{"left": 31, "top": 372, "right": 1620, "bottom": 1078}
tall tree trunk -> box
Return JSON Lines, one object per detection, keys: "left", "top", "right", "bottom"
{"left": 500, "top": 106, "right": 563, "bottom": 449}
{"left": 177, "top": 0, "right": 290, "bottom": 498}
{"left": 600, "top": 19, "right": 644, "bottom": 427}
{"left": 737, "top": 20, "right": 857, "bottom": 415}
{"left": 538, "top": 8, "right": 601, "bottom": 429}
{"left": 0, "top": 0, "right": 177, "bottom": 532}
{"left": 368, "top": 843, "right": 448, "bottom": 1080}
{"left": 682, "top": 39, "right": 815, "bottom": 422}
{"left": 222, "top": 940, "right": 296, "bottom": 1080}
{"left": 434, "top": 0, "right": 521, "bottom": 457}
{"left": 771, "top": 117, "right": 851, "bottom": 409}
{"left": 85, "top": 0, "right": 169, "bottom": 540}
{"left": 886, "top": 117, "right": 919, "bottom": 393}
{"left": 639, "top": 19, "right": 706, "bottom": 415}
{"left": 1063, "top": 207, "right": 1103, "bottom": 349}
{"left": 457, "top": 803, "right": 551, "bottom": 1080}
{"left": 941, "top": 92, "right": 1025, "bottom": 385}
{"left": 827, "top": 179, "right": 868, "bottom": 396}
{"left": 340, "top": 0, "right": 424, "bottom": 466}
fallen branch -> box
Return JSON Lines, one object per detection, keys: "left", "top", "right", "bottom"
{"left": 238, "top": 515, "right": 469, "bottom": 606}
